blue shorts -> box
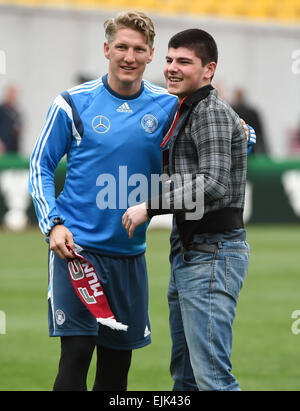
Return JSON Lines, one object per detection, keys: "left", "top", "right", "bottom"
{"left": 48, "top": 247, "right": 151, "bottom": 350}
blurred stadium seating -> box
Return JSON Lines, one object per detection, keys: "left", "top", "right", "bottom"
{"left": 0, "top": 0, "right": 299, "bottom": 22}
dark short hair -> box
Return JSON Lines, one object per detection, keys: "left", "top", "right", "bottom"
{"left": 168, "top": 29, "right": 218, "bottom": 66}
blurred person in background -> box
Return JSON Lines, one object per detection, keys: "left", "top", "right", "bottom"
{"left": 0, "top": 84, "right": 22, "bottom": 155}
{"left": 0, "top": 84, "right": 29, "bottom": 231}
{"left": 232, "top": 88, "right": 268, "bottom": 155}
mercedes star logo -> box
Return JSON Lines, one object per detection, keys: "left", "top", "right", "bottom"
{"left": 92, "top": 115, "right": 111, "bottom": 134}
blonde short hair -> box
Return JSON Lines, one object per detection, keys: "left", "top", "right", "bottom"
{"left": 104, "top": 11, "right": 155, "bottom": 49}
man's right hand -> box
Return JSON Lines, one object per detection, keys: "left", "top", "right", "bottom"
{"left": 49, "top": 225, "right": 75, "bottom": 259}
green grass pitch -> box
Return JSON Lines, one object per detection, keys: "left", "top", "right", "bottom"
{"left": 0, "top": 225, "right": 300, "bottom": 391}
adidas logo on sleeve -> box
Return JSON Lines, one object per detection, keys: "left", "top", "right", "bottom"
{"left": 117, "top": 102, "right": 132, "bottom": 113}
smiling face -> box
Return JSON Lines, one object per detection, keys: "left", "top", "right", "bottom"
{"left": 164, "top": 47, "right": 216, "bottom": 100}
{"left": 104, "top": 27, "right": 154, "bottom": 96}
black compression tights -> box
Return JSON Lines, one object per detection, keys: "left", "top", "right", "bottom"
{"left": 53, "top": 336, "right": 132, "bottom": 391}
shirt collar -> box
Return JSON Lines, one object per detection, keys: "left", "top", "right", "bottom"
{"left": 102, "top": 74, "right": 144, "bottom": 100}
{"left": 182, "top": 84, "right": 214, "bottom": 108}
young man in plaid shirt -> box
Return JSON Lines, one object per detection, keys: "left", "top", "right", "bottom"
{"left": 123, "top": 29, "right": 253, "bottom": 391}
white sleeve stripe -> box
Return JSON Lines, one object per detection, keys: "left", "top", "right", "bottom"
{"left": 69, "top": 80, "right": 103, "bottom": 95}
{"left": 143, "top": 80, "right": 177, "bottom": 97}
{"left": 67, "top": 77, "right": 102, "bottom": 93}
{"left": 144, "top": 82, "right": 168, "bottom": 95}
{"left": 29, "top": 102, "right": 58, "bottom": 228}
{"left": 55, "top": 94, "right": 82, "bottom": 146}
{"left": 36, "top": 105, "right": 60, "bottom": 234}
{"left": 29, "top": 103, "right": 60, "bottom": 234}
{"left": 54, "top": 94, "right": 73, "bottom": 121}
{"left": 30, "top": 104, "right": 59, "bottom": 234}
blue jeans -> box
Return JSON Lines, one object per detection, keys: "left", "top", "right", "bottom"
{"left": 168, "top": 240, "right": 250, "bottom": 391}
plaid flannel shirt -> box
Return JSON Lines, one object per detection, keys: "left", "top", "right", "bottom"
{"left": 147, "top": 85, "right": 248, "bottom": 247}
